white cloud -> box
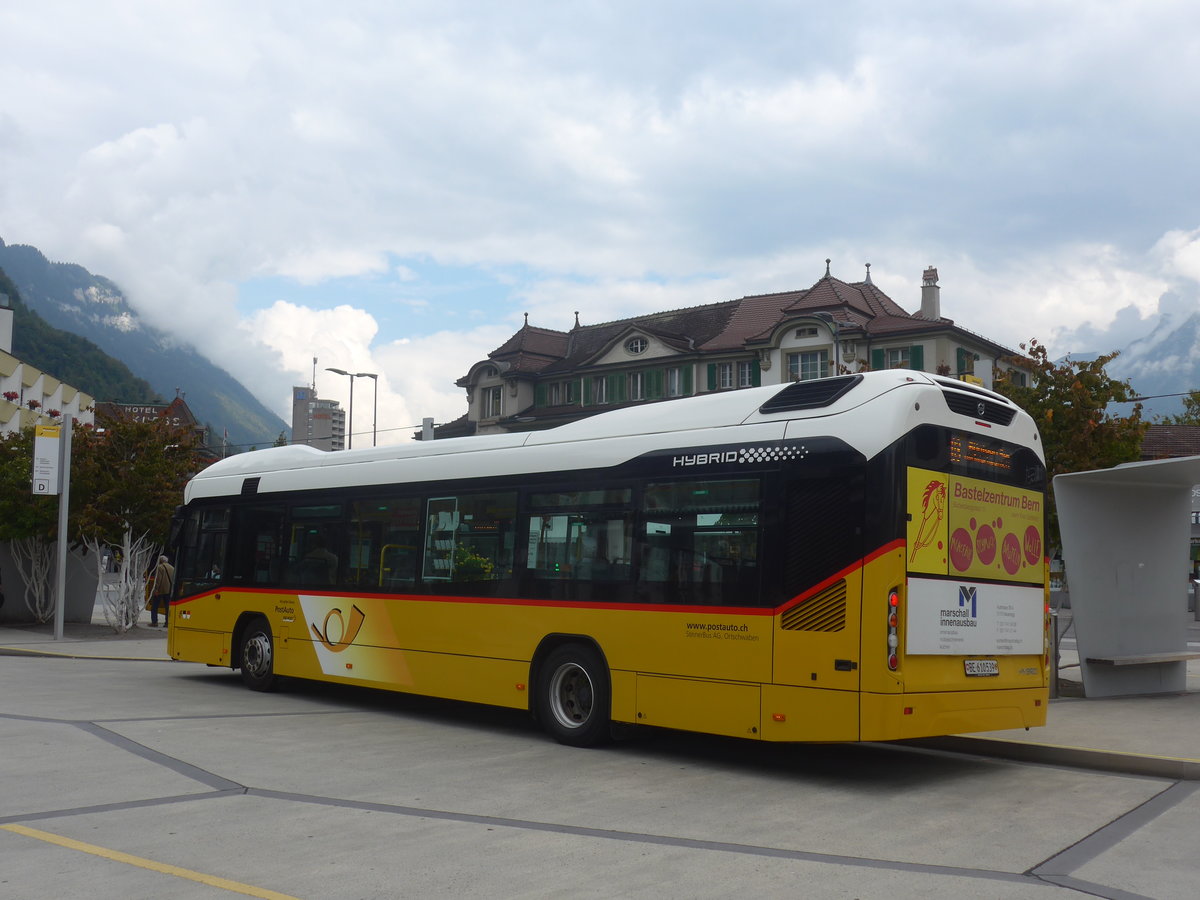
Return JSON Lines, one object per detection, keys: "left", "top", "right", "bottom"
{"left": 3, "top": 0, "right": 1200, "bottom": 428}
{"left": 242, "top": 300, "right": 507, "bottom": 444}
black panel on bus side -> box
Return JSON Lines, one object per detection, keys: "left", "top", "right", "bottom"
{"left": 774, "top": 442, "right": 868, "bottom": 605}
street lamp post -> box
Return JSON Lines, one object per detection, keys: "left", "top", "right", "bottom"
{"left": 325, "top": 367, "right": 355, "bottom": 450}
{"left": 325, "top": 367, "right": 378, "bottom": 449}
{"left": 358, "top": 372, "right": 378, "bottom": 447}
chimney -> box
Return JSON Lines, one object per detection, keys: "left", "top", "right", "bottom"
{"left": 920, "top": 266, "right": 940, "bottom": 320}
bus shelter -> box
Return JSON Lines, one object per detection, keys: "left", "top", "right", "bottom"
{"left": 1054, "top": 456, "right": 1200, "bottom": 698}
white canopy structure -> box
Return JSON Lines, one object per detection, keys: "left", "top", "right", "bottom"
{"left": 1054, "top": 456, "right": 1200, "bottom": 698}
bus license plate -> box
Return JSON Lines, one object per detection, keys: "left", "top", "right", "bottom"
{"left": 964, "top": 659, "right": 999, "bottom": 677}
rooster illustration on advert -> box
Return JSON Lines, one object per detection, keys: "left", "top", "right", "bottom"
{"left": 909, "top": 480, "right": 947, "bottom": 564}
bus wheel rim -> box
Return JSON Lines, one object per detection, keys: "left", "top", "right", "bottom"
{"left": 245, "top": 633, "right": 272, "bottom": 676}
{"left": 548, "top": 662, "right": 593, "bottom": 729}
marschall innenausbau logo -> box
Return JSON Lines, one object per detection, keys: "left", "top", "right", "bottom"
{"left": 958, "top": 585, "right": 978, "bottom": 618}
{"left": 311, "top": 605, "right": 366, "bottom": 652}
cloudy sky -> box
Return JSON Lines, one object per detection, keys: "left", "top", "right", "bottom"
{"left": 2, "top": 1, "right": 1199, "bottom": 443}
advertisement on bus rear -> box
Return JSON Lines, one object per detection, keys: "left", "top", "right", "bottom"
{"left": 906, "top": 467, "right": 1043, "bottom": 583}
{"left": 905, "top": 467, "right": 1044, "bottom": 656}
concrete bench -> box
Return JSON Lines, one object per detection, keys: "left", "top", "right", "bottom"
{"left": 1086, "top": 652, "right": 1200, "bottom": 666}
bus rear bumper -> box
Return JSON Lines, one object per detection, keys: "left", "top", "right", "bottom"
{"left": 861, "top": 687, "right": 1048, "bottom": 741}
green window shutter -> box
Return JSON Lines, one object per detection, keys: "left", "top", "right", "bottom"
{"left": 535, "top": 384, "right": 547, "bottom": 408}
{"left": 871, "top": 348, "right": 884, "bottom": 371}
{"left": 648, "top": 369, "right": 663, "bottom": 400}
{"left": 608, "top": 373, "right": 625, "bottom": 403}
{"left": 751, "top": 358, "right": 761, "bottom": 387}
{"left": 707, "top": 363, "right": 717, "bottom": 391}
{"left": 682, "top": 366, "right": 694, "bottom": 396}
{"left": 910, "top": 345, "right": 924, "bottom": 371}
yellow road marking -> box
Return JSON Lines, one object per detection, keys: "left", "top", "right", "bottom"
{"left": 1, "top": 824, "right": 300, "bottom": 899}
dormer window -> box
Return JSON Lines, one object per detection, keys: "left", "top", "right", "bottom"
{"left": 481, "top": 365, "right": 498, "bottom": 378}
{"left": 795, "top": 327, "right": 819, "bottom": 338}
{"left": 625, "top": 337, "right": 648, "bottom": 355}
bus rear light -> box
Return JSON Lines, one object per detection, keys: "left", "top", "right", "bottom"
{"left": 886, "top": 587, "right": 901, "bottom": 671}
{"left": 516, "top": 683, "right": 526, "bottom": 691}
{"left": 772, "top": 713, "right": 786, "bottom": 722}
{"left": 903, "top": 707, "right": 913, "bottom": 715}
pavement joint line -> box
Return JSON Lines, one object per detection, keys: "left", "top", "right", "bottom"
{"left": 245, "top": 787, "right": 1041, "bottom": 887}
{"left": 1, "top": 823, "right": 300, "bottom": 900}
{"left": 1034, "top": 873, "right": 1156, "bottom": 900}
{"left": 1029, "top": 781, "right": 1200, "bottom": 880}
{"left": 77, "top": 721, "right": 246, "bottom": 792}
{"left": 0, "top": 789, "right": 247, "bottom": 827}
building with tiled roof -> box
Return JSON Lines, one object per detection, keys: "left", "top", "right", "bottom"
{"left": 1140, "top": 425, "right": 1200, "bottom": 461}
{"left": 1, "top": 291, "right": 95, "bottom": 435}
{"left": 449, "top": 263, "right": 1028, "bottom": 436}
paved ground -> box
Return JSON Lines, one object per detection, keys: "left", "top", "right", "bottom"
{"left": 1, "top": 610, "right": 1199, "bottom": 898}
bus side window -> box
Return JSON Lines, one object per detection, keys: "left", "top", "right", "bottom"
{"left": 523, "top": 487, "right": 634, "bottom": 602}
{"left": 349, "top": 497, "right": 420, "bottom": 591}
{"left": 178, "top": 506, "right": 230, "bottom": 597}
{"left": 639, "top": 479, "right": 761, "bottom": 606}
{"left": 525, "top": 511, "right": 633, "bottom": 598}
{"left": 284, "top": 504, "right": 346, "bottom": 588}
{"left": 229, "top": 505, "right": 285, "bottom": 586}
{"left": 422, "top": 492, "right": 517, "bottom": 591}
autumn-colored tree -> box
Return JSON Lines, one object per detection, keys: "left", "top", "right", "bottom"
{"left": 70, "top": 416, "right": 211, "bottom": 630}
{"left": 993, "top": 339, "right": 1147, "bottom": 551}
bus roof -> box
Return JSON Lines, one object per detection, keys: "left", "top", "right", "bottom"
{"left": 185, "top": 370, "right": 1038, "bottom": 501}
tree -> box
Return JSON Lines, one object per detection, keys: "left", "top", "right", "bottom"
{"left": 69, "top": 416, "right": 211, "bottom": 631}
{"left": 0, "top": 429, "right": 59, "bottom": 621}
{"left": 1156, "top": 390, "right": 1200, "bottom": 425}
{"left": 993, "top": 339, "right": 1147, "bottom": 552}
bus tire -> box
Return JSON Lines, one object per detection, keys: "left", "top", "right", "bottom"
{"left": 536, "top": 643, "right": 611, "bottom": 747}
{"left": 239, "top": 617, "right": 278, "bottom": 692}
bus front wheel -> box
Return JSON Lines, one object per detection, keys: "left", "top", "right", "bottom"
{"left": 536, "top": 643, "right": 611, "bottom": 747}
{"left": 239, "top": 617, "right": 278, "bottom": 692}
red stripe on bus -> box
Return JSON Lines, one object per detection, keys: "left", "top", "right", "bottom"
{"left": 774, "top": 538, "right": 905, "bottom": 615}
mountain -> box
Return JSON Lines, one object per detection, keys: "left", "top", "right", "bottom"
{"left": 0, "top": 238, "right": 288, "bottom": 447}
{"left": 2, "top": 266, "right": 159, "bottom": 404}
{"left": 1108, "top": 312, "right": 1200, "bottom": 420}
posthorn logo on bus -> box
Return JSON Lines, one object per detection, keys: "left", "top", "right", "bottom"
{"left": 310, "top": 605, "right": 366, "bottom": 652}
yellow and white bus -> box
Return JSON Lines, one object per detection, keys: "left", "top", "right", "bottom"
{"left": 169, "top": 370, "right": 1049, "bottom": 746}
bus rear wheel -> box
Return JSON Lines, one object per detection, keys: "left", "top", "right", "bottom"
{"left": 239, "top": 617, "right": 277, "bottom": 692}
{"left": 537, "top": 643, "right": 610, "bottom": 747}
